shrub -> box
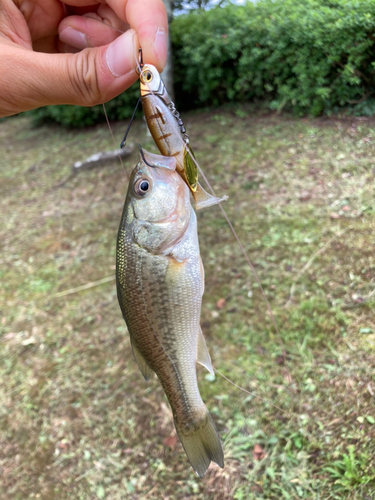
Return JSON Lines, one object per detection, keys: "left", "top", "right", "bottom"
{"left": 171, "top": 0, "right": 375, "bottom": 115}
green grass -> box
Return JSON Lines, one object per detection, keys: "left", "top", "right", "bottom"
{"left": 0, "top": 108, "right": 374, "bottom": 499}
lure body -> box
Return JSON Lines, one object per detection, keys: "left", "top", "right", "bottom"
{"left": 139, "top": 64, "right": 228, "bottom": 210}
{"left": 116, "top": 149, "right": 224, "bottom": 477}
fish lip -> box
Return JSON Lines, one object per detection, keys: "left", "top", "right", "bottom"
{"left": 138, "top": 148, "right": 177, "bottom": 172}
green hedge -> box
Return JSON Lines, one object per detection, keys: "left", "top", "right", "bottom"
{"left": 171, "top": 0, "right": 375, "bottom": 116}
{"left": 29, "top": 0, "right": 375, "bottom": 126}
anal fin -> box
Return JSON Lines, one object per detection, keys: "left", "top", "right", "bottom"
{"left": 131, "top": 340, "right": 153, "bottom": 381}
{"left": 197, "top": 327, "right": 214, "bottom": 375}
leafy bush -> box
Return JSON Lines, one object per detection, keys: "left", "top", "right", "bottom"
{"left": 171, "top": 0, "right": 375, "bottom": 115}
{"left": 28, "top": 0, "right": 375, "bottom": 126}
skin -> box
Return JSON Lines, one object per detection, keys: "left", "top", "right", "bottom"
{"left": 0, "top": 0, "right": 168, "bottom": 117}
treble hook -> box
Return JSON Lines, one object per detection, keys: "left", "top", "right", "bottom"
{"left": 138, "top": 144, "right": 155, "bottom": 168}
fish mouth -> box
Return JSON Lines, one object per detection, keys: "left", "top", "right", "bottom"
{"left": 159, "top": 215, "right": 190, "bottom": 254}
{"left": 152, "top": 198, "right": 191, "bottom": 253}
{"left": 138, "top": 148, "right": 177, "bottom": 172}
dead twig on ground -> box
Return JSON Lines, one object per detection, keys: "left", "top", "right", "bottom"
{"left": 54, "top": 275, "right": 115, "bottom": 298}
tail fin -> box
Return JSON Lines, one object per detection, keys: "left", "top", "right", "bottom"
{"left": 175, "top": 410, "right": 224, "bottom": 477}
{"left": 193, "top": 182, "right": 228, "bottom": 211}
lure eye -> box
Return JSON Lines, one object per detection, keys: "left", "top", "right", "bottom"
{"left": 142, "top": 70, "right": 153, "bottom": 83}
{"left": 134, "top": 178, "right": 151, "bottom": 197}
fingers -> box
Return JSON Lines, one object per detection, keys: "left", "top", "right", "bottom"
{"left": 60, "top": 0, "right": 168, "bottom": 71}
{"left": 0, "top": 0, "right": 168, "bottom": 115}
{"left": 58, "top": 8, "right": 129, "bottom": 51}
{"left": 0, "top": 30, "right": 140, "bottom": 117}
{"left": 107, "top": 0, "right": 168, "bottom": 71}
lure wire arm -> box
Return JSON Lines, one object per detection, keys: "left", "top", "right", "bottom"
{"left": 120, "top": 49, "right": 144, "bottom": 149}
{"left": 120, "top": 97, "right": 141, "bottom": 149}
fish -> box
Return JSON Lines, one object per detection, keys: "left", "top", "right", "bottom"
{"left": 138, "top": 63, "right": 228, "bottom": 210}
{"left": 116, "top": 147, "right": 224, "bottom": 477}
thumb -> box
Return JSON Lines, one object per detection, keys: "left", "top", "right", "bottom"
{"left": 0, "top": 30, "right": 139, "bottom": 117}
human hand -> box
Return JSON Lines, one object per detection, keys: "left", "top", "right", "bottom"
{"left": 0, "top": 0, "right": 167, "bottom": 117}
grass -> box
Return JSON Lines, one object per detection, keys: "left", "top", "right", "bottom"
{"left": 0, "top": 107, "right": 374, "bottom": 499}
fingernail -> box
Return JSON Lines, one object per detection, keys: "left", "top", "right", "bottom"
{"left": 59, "top": 27, "right": 87, "bottom": 50}
{"left": 154, "top": 28, "right": 167, "bottom": 66}
{"left": 106, "top": 30, "right": 138, "bottom": 78}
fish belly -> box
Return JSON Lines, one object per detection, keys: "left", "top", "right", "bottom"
{"left": 119, "top": 225, "right": 204, "bottom": 417}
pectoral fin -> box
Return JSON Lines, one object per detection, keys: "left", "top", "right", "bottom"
{"left": 197, "top": 327, "right": 214, "bottom": 375}
{"left": 131, "top": 340, "right": 153, "bottom": 381}
{"left": 193, "top": 182, "right": 228, "bottom": 210}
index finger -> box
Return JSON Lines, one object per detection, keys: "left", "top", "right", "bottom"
{"left": 107, "top": 0, "right": 168, "bottom": 71}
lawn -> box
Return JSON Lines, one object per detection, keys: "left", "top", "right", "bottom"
{"left": 0, "top": 108, "right": 374, "bottom": 499}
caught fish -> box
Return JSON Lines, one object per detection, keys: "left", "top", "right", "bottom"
{"left": 138, "top": 63, "right": 228, "bottom": 210}
{"left": 116, "top": 148, "right": 224, "bottom": 477}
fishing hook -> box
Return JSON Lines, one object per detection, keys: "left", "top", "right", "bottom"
{"left": 138, "top": 144, "right": 155, "bottom": 168}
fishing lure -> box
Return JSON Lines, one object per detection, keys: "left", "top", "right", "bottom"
{"left": 121, "top": 50, "right": 228, "bottom": 210}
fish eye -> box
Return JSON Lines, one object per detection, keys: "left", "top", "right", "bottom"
{"left": 142, "top": 70, "right": 153, "bottom": 83}
{"left": 134, "top": 177, "right": 151, "bottom": 197}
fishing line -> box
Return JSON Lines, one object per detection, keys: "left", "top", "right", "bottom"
{"left": 84, "top": 14, "right": 125, "bottom": 35}
{"left": 213, "top": 368, "right": 287, "bottom": 414}
{"left": 89, "top": 16, "right": 294, "bottom": 404}
{"left": 140, "top": 88, "right": 295, "bottom": 404}
{"left": 102, "top": 103, "right": 129, "bottom": 181}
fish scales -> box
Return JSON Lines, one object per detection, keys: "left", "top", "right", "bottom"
{"left": 117, "top": 188, "right": 204, "bottom": 422}
{"left": 116, "top": 149, "right": 224, "bottom": 477}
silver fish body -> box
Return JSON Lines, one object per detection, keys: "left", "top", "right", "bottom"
{"left": 116, "top": 149, "right": 224, "bottom": 477}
